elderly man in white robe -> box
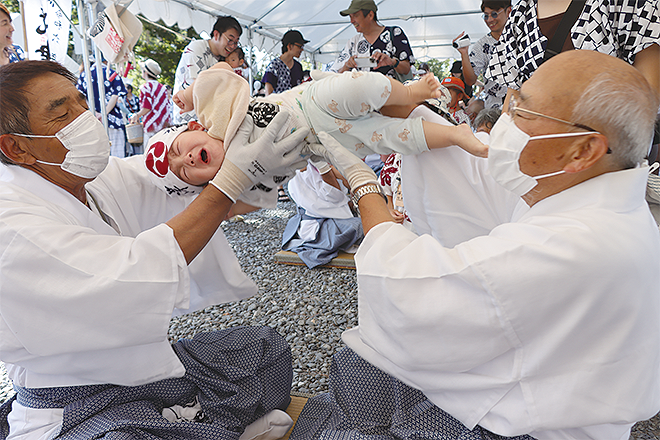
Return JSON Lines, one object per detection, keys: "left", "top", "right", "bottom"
{"left": 291, "top": 50, "right": 660, "bottom": 440}
{"left": 0, "top": 60, "right": 309, "bottom": 440}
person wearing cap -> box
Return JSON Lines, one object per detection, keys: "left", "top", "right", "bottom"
{"left": 441, "top": 76, "right": 471, "bottom": 125}
{"left": 173, "top": 15, "right": 243, "bottom": 125}
{"left": 263, "top": 30, "right": 309, "bottom": 96}
{"left": 263, "top": 29, "right": 309, "bottom": 201}
{"left": 76, "top": 56, "right": 128, "bottom": 158}
{"left": 450, "top": 60, "right": 473, "bottom": 100}
{"left": 0, "top": 3, "right": 24, "bottom": 66}
{"left": 331, "top": 0, "right": 414, "bottom": 81}
{"left": 130, "top": 59, "right": 172, "bottom": 154}
{"left": 452, "top": 1, "right": 511, "bottom": 110}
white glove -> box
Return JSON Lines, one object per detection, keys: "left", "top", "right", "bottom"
{"left": 211, "top": 111, "right": 310, "bottom": 202}
{"left": 309, "top": 158, "right": 332, "bottom": 175}
{"left": 312, "top": 132, "right": 378, "bottom": 191}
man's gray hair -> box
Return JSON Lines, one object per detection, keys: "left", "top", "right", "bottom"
{"left": 572, "top": 72, "right": 658, "bottom": 169}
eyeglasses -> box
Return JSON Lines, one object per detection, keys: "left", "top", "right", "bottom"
{"left": 508, "top": 92, "right": 597, "bottom": 133}
{"left": 293, "top": 43, "right": 305, "bottom": 49}
{"left": 508, "top": 92, "right": 610, "bottom": 152}
{"left": 222, "top": 32, "right": 240, "bottom": 49}
{"left": 482, "top": 9, "right": 504, "bottom": 20}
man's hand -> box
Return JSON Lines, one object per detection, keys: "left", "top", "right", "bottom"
{"left": 452, "top": 32, "right": 470, "bottom": 56}
{"left": 339, "top": 56, "right": 357, "bottom": 73}
{"left": 210, "top": 111, "right": 309, "bottom": 202}
{"left": 311, "top": 132, "right": 378, "bottom": 191}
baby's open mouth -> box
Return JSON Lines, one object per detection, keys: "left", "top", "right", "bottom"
{"left": 200, "top": 149, "right": 209, "bottom": 164}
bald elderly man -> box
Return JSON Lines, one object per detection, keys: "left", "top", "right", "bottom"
{"left": 0, "top": 60, "right": 309, "bottom": 439}
{"left": 292, "top": 50, "right": 660, "bottom": 440}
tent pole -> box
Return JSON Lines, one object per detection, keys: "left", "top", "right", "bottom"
{"left": 86, "top": 0, "right": 109, "bottom": 133}
{"left": 248, "top": 28, "right": 254, "bottom": 96}
{"left": 18, "top": 1, "right": 27, "bottom": 54}
{"left": 78, "top": 0, "right": 97, "bottom": 120}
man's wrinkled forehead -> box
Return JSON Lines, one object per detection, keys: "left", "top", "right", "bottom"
{"left": 28, "top": 74, "right": 85, "bottom": 115}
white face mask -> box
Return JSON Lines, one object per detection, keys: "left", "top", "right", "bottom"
{"left": 488, "top": 113, "right": 600, "bottom": 197}
{"left": 13, "top": 111, "right": 111, "bottom": 179}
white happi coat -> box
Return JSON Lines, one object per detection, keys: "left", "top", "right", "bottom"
{"left": 343, "top": 127, "right": 660, "bottom": 439}
{"left": 0, "top": 155, "right": 257, "bottom": 390}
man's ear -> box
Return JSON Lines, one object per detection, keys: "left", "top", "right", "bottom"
{"left": 211, "top": 30, "right": 220, "bottom": 41}
{"left": 187, "top": 120, "right": 206, "bottom": 131}
{"left": 0, "top": 134, "right": 35, "bottom": 165}
{"left": 563, "top": 133, "right": 610, "bottom": 173}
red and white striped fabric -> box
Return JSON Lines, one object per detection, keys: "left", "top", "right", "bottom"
{"left": 139, "top": 80, "right": 172, "bottom": 134}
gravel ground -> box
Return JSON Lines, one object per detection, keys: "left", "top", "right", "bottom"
{"left": 0, "top": 197, "right": 658, "bottom": 438}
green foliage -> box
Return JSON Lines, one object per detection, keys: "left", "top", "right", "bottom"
{"left": 418, "top": 58, "right": 455, "bottom": 79}
{"left": 131, "top": 17, "right": 199, "bottom": 89}
{"left": 3, "top": 0, "right": 18, "bottom": 12}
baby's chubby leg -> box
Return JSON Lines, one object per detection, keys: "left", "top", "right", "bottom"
{"left": 422, "top": 120, "right": 488, "bottom": 158}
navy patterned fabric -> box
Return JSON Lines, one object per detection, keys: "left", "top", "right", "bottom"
{"left": 6, "top": 44, "right": 24, "bottom": 63}
{"left": 0, "top": 327, "right": 292, "bottom": 440}
{"left": 263, "top": 58, "right": 304, "bottom": 94}
{"left": 77, "top": 63, "right": 127, "bottom": 129}
{"left": 333, "top": 26, "right": 415, "bottom": 78}
{"left": 289, "top": 348, "right": 535, "bottom": 440}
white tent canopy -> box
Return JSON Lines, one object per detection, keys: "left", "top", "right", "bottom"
{"left": 119, "top": 0, "right": 491, "bottom": 65}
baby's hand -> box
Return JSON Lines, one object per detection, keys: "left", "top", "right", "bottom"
{"left": 173, "top": 90, "right": 194, "bottom": 113}
{"left": 455, "top": 123, "right": 489, "bottom": 158}
{"left": 388, "top": 208, "right": 405, "bottom": 224}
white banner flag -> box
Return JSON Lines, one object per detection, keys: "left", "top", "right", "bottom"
{"left": 23, "top": 0, "right": 71, "bottom": 64}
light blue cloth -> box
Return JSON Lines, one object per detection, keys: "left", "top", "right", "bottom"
{"left": 282, "top": 207, "right": 363, "bottom": 269}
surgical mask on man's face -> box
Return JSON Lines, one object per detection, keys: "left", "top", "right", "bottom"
{"left": 13, "top": 111, "right": 110, "bottom": 179}
{"left": 487, "top": 113, "right": 599, "bottom": 197}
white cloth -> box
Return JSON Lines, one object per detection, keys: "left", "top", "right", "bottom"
{"left": 403, "top": 105, "right": 524, "bottom": 245}
{"left": 343, "top": 128, "right": 660, "bottom": 438}
{"left": 0, "top": 156, "right": 258, "bottom": 438}
{"left": 287, "top": 161, "right": 352, "bottom": 220}
{"left": 0, "top": 156, "right": 256, "bottom": 389}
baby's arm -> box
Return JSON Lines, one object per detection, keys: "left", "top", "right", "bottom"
{"left": 173, "top": 62, "right": 235, "bottom": 113}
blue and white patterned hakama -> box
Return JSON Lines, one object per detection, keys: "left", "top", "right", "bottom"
{"left": 289, "top": 348, "right": 536, "bottom": 440}
{"left": 0, "top": 327, "right": 292, "bottom": 440}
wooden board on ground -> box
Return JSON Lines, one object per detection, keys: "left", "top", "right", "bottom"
{"left": 274, "top": 250, "right": 355, "bottom": 269}
{"left": 280, "top": 395, "right": 309, "bottom": 440}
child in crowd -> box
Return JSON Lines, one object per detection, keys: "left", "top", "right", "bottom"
{"left": 226, "top": 47, "right": 248, "bottom": 80}
{"left": 440, "top": 76, "right": 471, "bottom": 125}
{"left": 145, "top": 62, "right": 487, "bottom": 208}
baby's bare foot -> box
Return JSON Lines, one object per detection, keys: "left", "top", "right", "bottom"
{"left": 407, "top": 73, "right": 443, "bottom": 103}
